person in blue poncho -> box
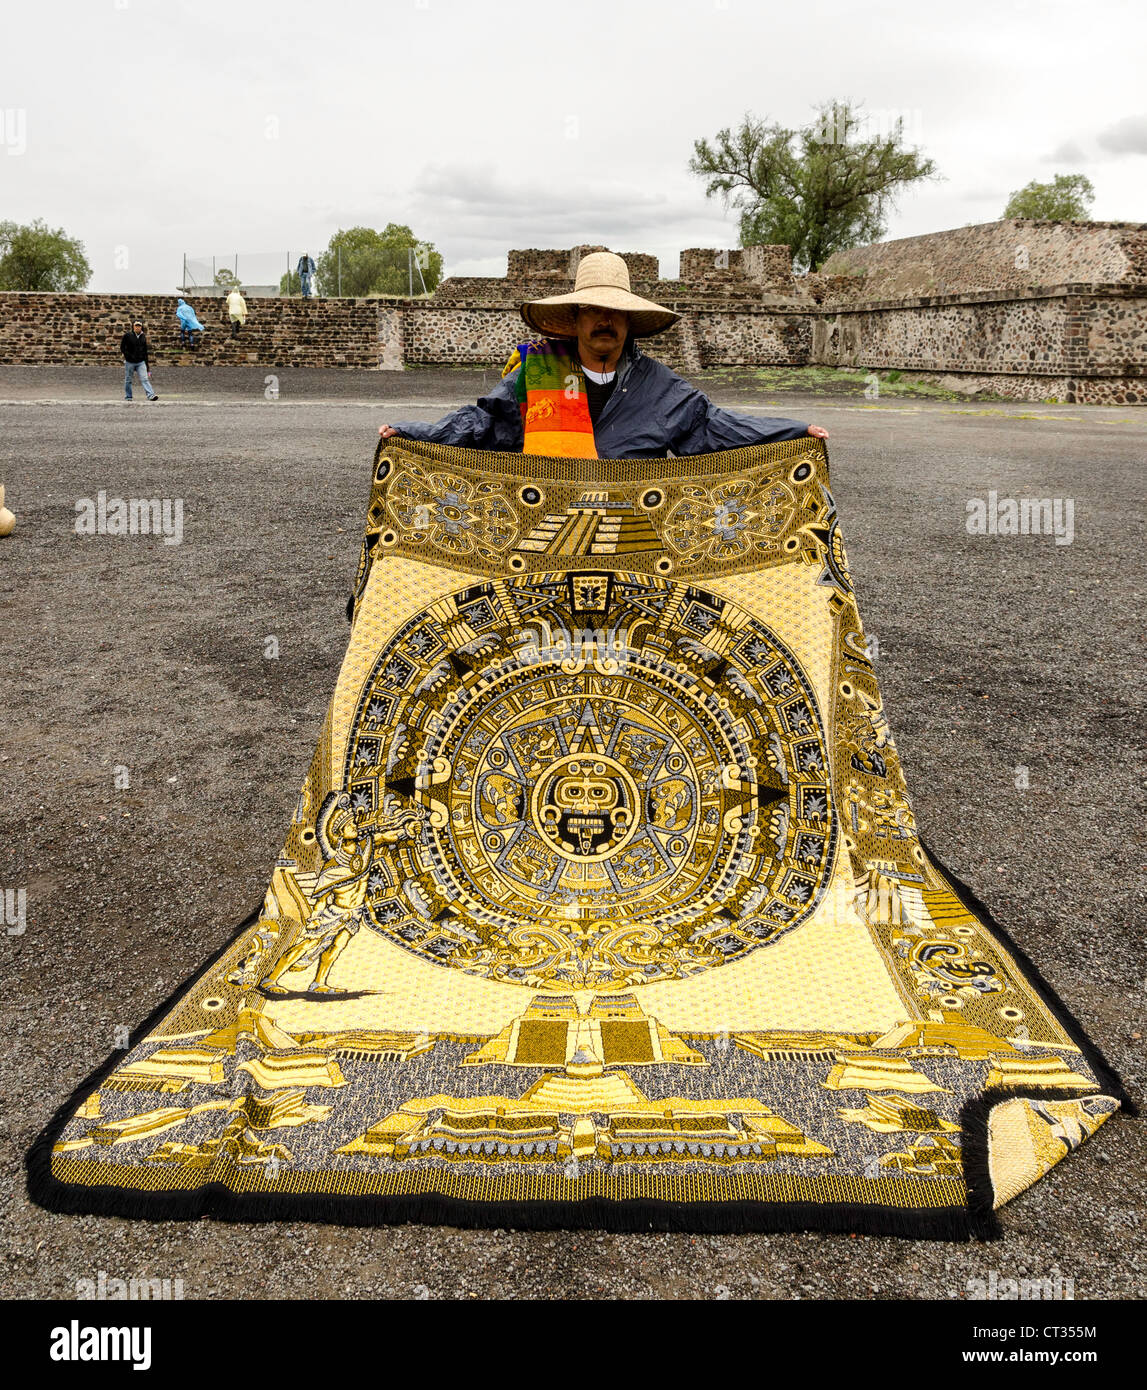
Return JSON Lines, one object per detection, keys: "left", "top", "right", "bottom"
{"left": 175, "top": 297, "right": 206, "bottom": 350}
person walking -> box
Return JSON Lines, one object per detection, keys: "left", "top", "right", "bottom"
{"left": 297, "top": 252, "right": 316, "bottom": 299}
{"left": 227, "top": 285, "right": 248, "bottom": 337}
{"left": 176, "top": 297, "right": 206, "bottom": 350}
{"left": 120, "top": 318, "right": 158, "bottom": 402}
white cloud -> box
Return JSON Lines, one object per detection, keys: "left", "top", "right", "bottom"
{"left": 1043, "top": 139, "right": 1091, "bottom": 164}
{"left": 3, "top": 0, "right": 1143, "bottom": 291}
{"left": 405, "top": 164, "right": 734, "bottom": 276}
{"left": 1096, "top": 114, "right": 1147, "bottom": 156}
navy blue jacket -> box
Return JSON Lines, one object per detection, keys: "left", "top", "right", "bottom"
{"left": 391, "top": 339, "right": 808, "bottom": 458}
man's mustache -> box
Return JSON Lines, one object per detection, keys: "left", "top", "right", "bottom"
{"left": 590, "top": 325, "right": 617, "bottom": 335}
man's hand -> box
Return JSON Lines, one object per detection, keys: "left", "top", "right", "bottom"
{"left": 378, "top": 425, "right": 399, "bottom": 439}
{"left": 807, "top": 425, "right": 829, "bottom": 439}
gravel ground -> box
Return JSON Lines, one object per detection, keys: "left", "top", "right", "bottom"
{"left": 0, "top": 367, "right": 1143, "bottom": 1301}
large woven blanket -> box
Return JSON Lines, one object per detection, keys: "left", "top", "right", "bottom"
{"left": 30, "top": 436, "right": 1125, "bottom": 1237}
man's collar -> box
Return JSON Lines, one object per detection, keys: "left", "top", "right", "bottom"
{"left": 616, "top": 334, "right": 639, "bottom": 384}
{"left": 582, "top": 362, "right": 616, "bottom": 384}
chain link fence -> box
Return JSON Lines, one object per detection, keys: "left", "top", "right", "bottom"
{"left": 180, "top": 252, "right": 299, "bottom": 298}
{"left": 180, "top": 246, "right": 433, "bottom": 298}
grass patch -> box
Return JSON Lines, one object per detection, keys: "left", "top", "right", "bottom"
{"left": 697, "top": 366, "right": 1013, "bottom": 401}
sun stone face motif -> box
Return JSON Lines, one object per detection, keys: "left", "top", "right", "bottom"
{"left": 346, "top": 572, "right": 836, "bottom": 990}
{"left": 464, "top": 689, "right": 713, "bottom": 913}
{"left": 534, "top": 755, "right": 635, "bottom": 859}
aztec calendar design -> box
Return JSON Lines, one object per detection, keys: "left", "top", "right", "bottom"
{"left": 32, "top": 438, "right": 1121, "bottom": 1238}
{"left": 345, "top": 570, "right": 837, "bottom": 989}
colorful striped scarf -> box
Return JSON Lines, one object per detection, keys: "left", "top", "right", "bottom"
{"left": 503, "top": 339, "right": 597, "bottom": 458}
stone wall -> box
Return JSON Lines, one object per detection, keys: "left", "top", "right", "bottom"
{"left": 1070, "top": 284, "right": 1147, "bottom": 368}
{"left": 0, "top": 291, "right": 381, "bottom": 367}
{"left": 1, "top": 222, "right": 1144, "bottom": 403}
{"left": 689, "top": 308, "right": 809, "bottom": 367}
{"left": 386, "top": 300, "right": 810, "bottom": 376}
{"left": 396, "top": 304, "right": 524, "bottom": 366}
{"left": 678, "top": 246, "right": 794, "bottom": 288}
{"left": 567, "top": 246, "right": 659, "bottom": 281}
{"left": 814, "top": 289, "right": 1071, "bottom": 373}
{"left": 506, "top": 249, "right": 569, "bottom": 278}
{"left": 822, "top": 220, "right": 1147, "bottom": 298}
{"left": 506, "top": 246, "right": 660, "bottom": 283}
{"left": 801, "top": 272, "right": 870, "bottom": 304}
{"left": 811, "top": 284, "right": 1147, "bottom": 404}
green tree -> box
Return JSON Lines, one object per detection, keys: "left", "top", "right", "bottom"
{"left": 1003, "top": 174, "right": 1095, "bottom": 220}
{"left": 279, "top": 269, "right": 301, "bottom": 296}
{"left": 213, "top": 267, "right": 240, "bottom": 289}
{"left": 0, "top": 218, "right": 92, "bottom": 291}
{"left": 317, "top": 224, "right": 444, "bottom": 297}
{"left": 689, "top": 101, "right": 940, "bottom": 272}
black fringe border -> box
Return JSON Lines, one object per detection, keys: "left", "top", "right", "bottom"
{"left": 917, "top": 836, "right": 1137, "bottom": 1235}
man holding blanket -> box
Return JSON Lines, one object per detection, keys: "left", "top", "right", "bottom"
{"left": 380, "top": 251, "right": 827, "bottom": 459}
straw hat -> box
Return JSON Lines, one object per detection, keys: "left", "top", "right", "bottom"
{"left": 520, "top": 251, "right": 679, "bottom": 338}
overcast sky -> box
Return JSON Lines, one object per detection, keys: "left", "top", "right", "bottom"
{"left": 2, "top": 0, "right": 1144, "bottom": 291}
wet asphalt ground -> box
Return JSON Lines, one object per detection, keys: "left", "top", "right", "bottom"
{"left": 0, "top": 366, "right": 1143, "bottom": 1300}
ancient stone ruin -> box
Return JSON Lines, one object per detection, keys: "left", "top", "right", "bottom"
{"left": 0, "top": 221, "right": 1143, "bottom": 403}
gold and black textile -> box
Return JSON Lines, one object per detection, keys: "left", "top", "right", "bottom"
{"left": 29, "top": 436, "right": 1127, "bottom": 1237}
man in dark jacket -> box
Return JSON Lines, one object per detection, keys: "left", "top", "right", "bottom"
{"left": 120, "top": 319, "right": 158, "bottom": 402}
{"left": 380, "top": 251, "right": 826, "bottom": 458}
